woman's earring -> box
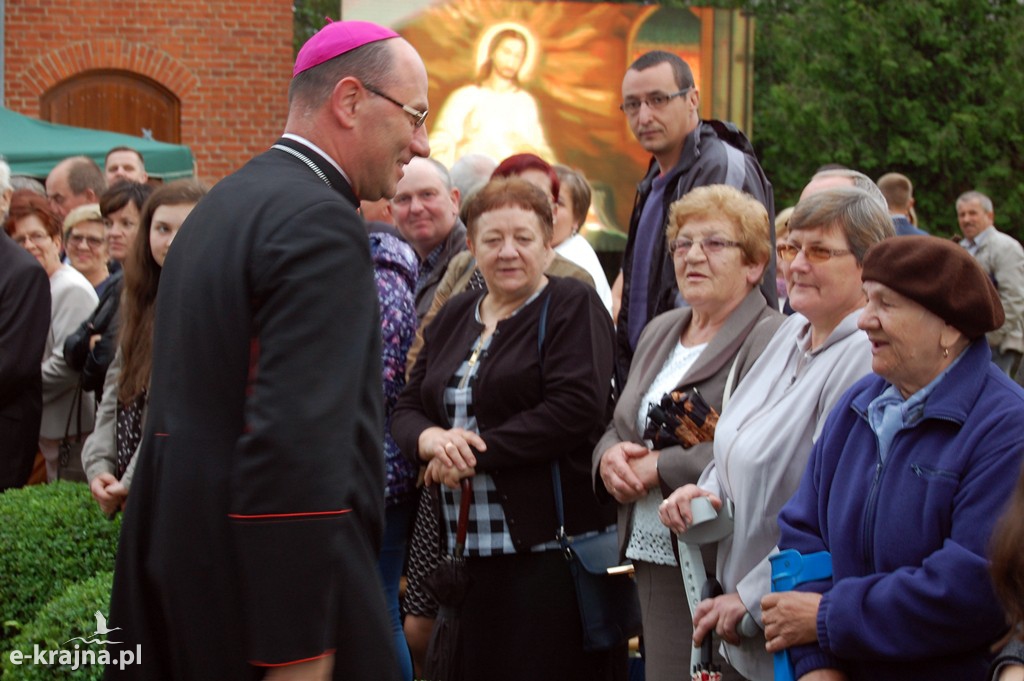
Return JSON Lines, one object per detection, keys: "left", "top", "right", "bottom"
{"left": 942, "top": 345, "right": 950, "bottom": 359}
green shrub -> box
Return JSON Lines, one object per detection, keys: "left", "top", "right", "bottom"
{"left": 0, "top": 482, "right": 121, "bottom": 644}
{"left": 1, "top": 572, "right": 113, "bottom": 680}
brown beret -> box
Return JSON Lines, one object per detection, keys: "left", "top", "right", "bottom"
{"left": 861, "top": 235, "right": 1004, "bottom": 340}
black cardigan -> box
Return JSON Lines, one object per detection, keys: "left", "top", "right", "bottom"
{"left": 392, "top": 276, "right": 616, "bottom": 550}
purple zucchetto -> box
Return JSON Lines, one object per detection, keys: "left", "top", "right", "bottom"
{"left": 293, "top": 20, "right": 399, "bottom": 77}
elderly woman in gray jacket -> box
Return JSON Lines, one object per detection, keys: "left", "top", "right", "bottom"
{"left": 594, "top": 185, "right": 783, "bottom": 681}
{"left": 659, "top": 187, "right": 895, "bottom": 680}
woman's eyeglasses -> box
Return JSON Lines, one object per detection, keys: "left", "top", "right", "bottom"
{"left": 669, "top": 236, "right": 742, "bottom": 256}
{"left": 68, "top": 234, "right": 105, "bottom": 249}
{"left": 776, "top": 242, "right": 852, "bottom": 263}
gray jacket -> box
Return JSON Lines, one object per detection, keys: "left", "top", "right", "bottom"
{"left": 81, "top": 349, "right": 144, "bottom": 490}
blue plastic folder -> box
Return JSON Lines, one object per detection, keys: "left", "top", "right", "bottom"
{"left": 769, "top": 549, "right": 832, "bottom": 681}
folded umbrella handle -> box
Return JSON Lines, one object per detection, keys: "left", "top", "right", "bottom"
{"left": 454, "top": 478, "right": 473, "bottom": 559}
{"left": 700, "top": 577, "right": 724, "bottom": 670}
{"left": 677, "top": 496, "right": 735, "bottom": 672}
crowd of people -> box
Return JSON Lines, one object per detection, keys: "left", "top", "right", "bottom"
{"left": 1, "top": 18, "right": 1023, "bottom": 681}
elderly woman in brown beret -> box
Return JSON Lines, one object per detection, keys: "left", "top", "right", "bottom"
{"left": 762, "top": 235, "right": 1024, "bottom": 681}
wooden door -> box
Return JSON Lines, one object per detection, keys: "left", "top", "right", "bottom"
{"left": 42, "top": 70, "right": 180, "bottom": 143}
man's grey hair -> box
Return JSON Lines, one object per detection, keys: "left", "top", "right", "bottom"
{"left": 450, "top": 153, "right": 497, "bottom": 202}
{"left": 288, "top": 39, "right": 396, "bottom": 111}
{"left": 811, "top": 168, "right": 888, "bottom": 212}
{"left": 0, "top": 160, "right": 11, "bottom": 192}
{"left": 11, "top": 176, "right": 48, "bottom": 195}
{"left": 956, "top": 190, "right": 994, "bottom": 213}
{"left": 789, "top": 186, "right": 895, "bottom": 264}
{"left": 419, "top": 157, "right": 453, "bottom": 192}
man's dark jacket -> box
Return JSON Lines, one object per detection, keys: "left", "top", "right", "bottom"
{"left": 63, "top": 270, "right": 123, "bottom": 402}
{"left": 106, "top": 138, "right": 398, "bottom": 680}
{"left": 413, "top": 219, "right": 467, "bottom": 321}
{"left": 0, "top": 233, "right": 50, "bottom": 490}
{"left": 615, "top": 120, "right": 776, "bottom": 386}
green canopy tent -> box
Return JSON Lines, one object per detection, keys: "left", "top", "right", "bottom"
{"left": 0, "top": 106, "right": 194, "bottom": 180}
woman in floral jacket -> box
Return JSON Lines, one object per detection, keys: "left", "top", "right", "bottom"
{"left": 369, "top": 225, "right": 420, "bottom": 681}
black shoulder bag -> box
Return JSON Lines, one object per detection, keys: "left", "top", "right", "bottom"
{"left": 538, "top": 293, "right": 642, "bottom": 651}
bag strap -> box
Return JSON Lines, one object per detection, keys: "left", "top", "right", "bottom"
{"left": 536, "top": 292, "right": 570, "bottom": 547}
{"left": 62, "top": 380, "right": 84, "bottom": 444}
{"left": 551, "top": 459, "right": 568, "bottom": 548}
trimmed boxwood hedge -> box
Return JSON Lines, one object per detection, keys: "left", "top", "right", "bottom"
{"left": 2, "top": 572, "right": 113, "bottom": 680}
{"left": 0, "top": 482, "right": 120, "bottom": 644}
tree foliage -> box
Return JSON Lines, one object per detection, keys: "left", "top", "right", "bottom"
{"left": 292, "top": 0, "right": 340, "bottom": 55}
{"left": 748, "top": 0, "right": 1024, "bottom": 237}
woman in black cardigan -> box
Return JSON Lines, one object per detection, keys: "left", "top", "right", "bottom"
{"left": 392, "top": 177, "right": 621, "bottom": 680}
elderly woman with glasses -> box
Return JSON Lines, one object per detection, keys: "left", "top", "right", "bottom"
{"left": 63, "top": 204, "right": 110, "bottom": 293}
{"left": 4, "top": 189, "right": 98, "bottom": 481}
{"left": 658, "top": 186, "right": 894, "bottom": 680}
{"left": 761, "top": 236, "right": 1024, "bottom": 681}
{"left": 594, "top": 184, "right": 783, "bottom": 681}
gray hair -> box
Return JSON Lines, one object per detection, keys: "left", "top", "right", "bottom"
{"left": 789, "top": 186, "right": 895, "bottom": 264}
{"left": 10, "top": 176, "right": 46, "bottom": 195}
{"left": 811, "top": 168, "right": 888, "bottom": 212}
{"left": 419, "top": 157, "right": 453, "bottom": 191}
{"left": 956, "top": 190, "right": 994, "bottom": 213}
{"left": 450, "top": 153, "right": 497, "bottom": 202}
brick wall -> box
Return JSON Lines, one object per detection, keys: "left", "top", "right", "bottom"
{"left": 3, "top": 0, "right": 294, "bottom": 183}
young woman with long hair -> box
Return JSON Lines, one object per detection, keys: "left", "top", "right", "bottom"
{"left": 83, "top": 180, "right": 207, "bottom": 514}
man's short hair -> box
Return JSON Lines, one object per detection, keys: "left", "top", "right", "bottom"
{"left": 956, "top": 190, "right": 994, "bottom": 213}
{"left": 10, "top": 176, "right": 46, "bottom": 195}
{"left": 64, "top": 156, "right": 107, "bottom": 196}
{"left": 811, "top": 168, "right": 888, "bottom": 212}
{"left": 627, "top": 50, "right": 694, "bottom": 91}
{"left": 876, "top": 173, "right": 913, "bottom": 211}
{"left": 288, "top": 39, "right": 395, "bottom": 110}
{"left": 450, "top": 154, "right": 497, "bottom": 204}
{"left": 0, "top": 160, "right": 11, "bottom": 192}
{"left": 419, "top": 157, "right": 454, "bottom": 192}
{"left": 105, "top": 146, "right": 145, "bottom": 165}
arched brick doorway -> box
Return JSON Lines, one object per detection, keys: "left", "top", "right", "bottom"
{"left": 41, "top": 69, "right": 181, "bottom": 144}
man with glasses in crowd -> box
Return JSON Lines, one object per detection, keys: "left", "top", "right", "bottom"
{"left": 106, "top": 20, "right": 428, "bottom": 680}
{"left": 614, "top": 50, "right": 775, "bottom": 387}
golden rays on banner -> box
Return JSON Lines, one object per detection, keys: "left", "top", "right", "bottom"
{"left": 401, "top": 0, "right": 658, "bottom": 231}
